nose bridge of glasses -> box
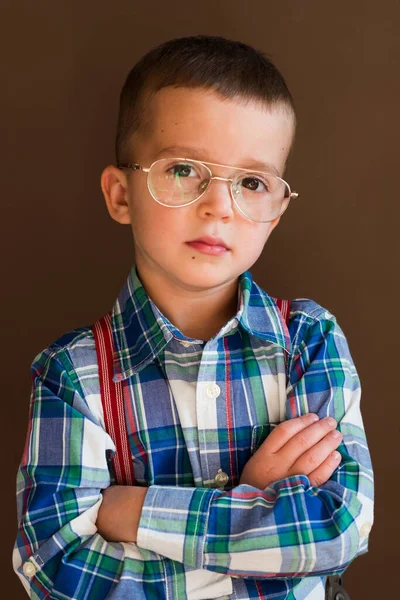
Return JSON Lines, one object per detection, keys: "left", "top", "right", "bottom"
{"left": 201, "top": 174, "right": 237, "bottom": 199}
{"left": 210, "top": 175, "right": 234, "bottom": 184}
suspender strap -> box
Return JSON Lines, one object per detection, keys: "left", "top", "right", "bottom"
{"left": 271, "top": 297, "right": 291, "bottom": 328}
{"left": 92, "top": 312, "right": 135, "bottom": 486}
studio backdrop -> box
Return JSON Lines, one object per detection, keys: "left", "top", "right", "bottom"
{"left": 2, "top": 1, "right": 398, "bottom": 598}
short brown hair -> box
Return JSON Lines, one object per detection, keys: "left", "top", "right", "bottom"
{"left": 116, "top": 35, "right": 295, "bottom": 165}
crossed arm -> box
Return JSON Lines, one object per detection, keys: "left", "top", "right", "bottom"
{"left": 96, "top": 413, "right": 344, "bottom": 543}
{"left": 14, "top": 311, "right": 374, "bottom": 598}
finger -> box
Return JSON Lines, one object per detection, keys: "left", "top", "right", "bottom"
{"left": 262, "top": 413, "right": 320, "bottom": 453}
{"left": 308, "top": 450, "right": 342, "bottom": 487}
{"left": 280, "top": 417, "right": 339, "bottom": 466}
{"left": 290, "top": 429, "right": 343, "bottom": 476}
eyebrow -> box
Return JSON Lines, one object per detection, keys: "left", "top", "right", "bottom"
{"left": 155, "top": 145, "right": 280, "bottom": 175}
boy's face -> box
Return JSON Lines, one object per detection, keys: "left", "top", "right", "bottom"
{"left": 107, "top": 86, "right": 294, "bottom": 295}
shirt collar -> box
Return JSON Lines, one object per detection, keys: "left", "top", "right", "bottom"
{"left": 110, "top": 266, "right": 291, "bottom": 382}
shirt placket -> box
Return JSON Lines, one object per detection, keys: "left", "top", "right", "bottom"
{"left": 196, "top": 334, "right": 235, "bottom": 491}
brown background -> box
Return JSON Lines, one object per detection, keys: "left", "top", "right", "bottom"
{"left": 2, "top": 1, "right": 399, "bottom": 597}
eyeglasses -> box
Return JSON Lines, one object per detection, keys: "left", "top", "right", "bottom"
{"left": 118, "top": 157, "right": 299, "bottom": 223}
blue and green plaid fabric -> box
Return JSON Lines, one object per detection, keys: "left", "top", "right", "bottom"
{"left": 13, "top": 266, "right": 374, "bottom": 599}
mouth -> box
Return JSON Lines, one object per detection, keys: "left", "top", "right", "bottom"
{"left": 185, "top": 236, "right": 230, "bottom": 256}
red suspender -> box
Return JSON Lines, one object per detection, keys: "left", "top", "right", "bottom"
{"left": 271, "top": 297, "right": 291, "bottom": 328}
{"left": 92, "top": 312, "right": 135, "bottom": 486}
{"left": 92, "top": 299, "right": 290, "bottom": 486}
{"left": 271, "top": 297, "right": 292, "bottom": 378}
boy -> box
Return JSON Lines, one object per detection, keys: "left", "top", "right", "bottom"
{"left": 13, "top": 35, "right": 374, "bottom": 599}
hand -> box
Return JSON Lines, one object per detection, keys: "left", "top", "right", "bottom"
{"left": 96, "top": 485, "right": 147, "bottom": 543}
{"left": 240, "top": 414, "right": 343, "bottom": 489}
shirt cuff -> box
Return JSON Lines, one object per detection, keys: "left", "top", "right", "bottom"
{"left": 137, "top": 485, "right": 217, "bottom": 569}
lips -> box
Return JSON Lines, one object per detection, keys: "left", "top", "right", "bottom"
{"left": 187, "top": 236, "right": 230, "bottom": 249}
{"left": 185, "top": 236, "right": 230, "bottom": 256}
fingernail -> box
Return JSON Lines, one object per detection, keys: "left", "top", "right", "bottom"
{"left": 331, "top": 430, "right": 342, "bottom": 438}
{"left": 306, "top": 413, "right": 319, "bottom": 422}
{"left": 332, "top": 451, "right": 341, "bottom": 461}
{"left": 325, "top": 417, "right": 337, "bottom": 427}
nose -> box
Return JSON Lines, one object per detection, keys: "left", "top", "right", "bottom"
{"left": 196, "top": 176, "right": 235, "bottom": 221}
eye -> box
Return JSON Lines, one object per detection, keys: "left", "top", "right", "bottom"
{"left": 167, "top": 163, "right": 196, "bottom": 178}
{"left": 240, "top": 176, "right": 269, "bottom": 193}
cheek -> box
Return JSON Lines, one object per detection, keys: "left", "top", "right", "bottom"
{"left": 128, "top": 186, "right": 156, "bottom": 228}
{"left": 240, "top": 223, "right": 271, "bottom": 252}
{"left": 129, "top": 195, "right": 180, "bottom": 244}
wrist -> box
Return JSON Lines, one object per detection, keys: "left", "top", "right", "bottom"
{"left": 96, "top": 485, "right": 148, "bottom": 543}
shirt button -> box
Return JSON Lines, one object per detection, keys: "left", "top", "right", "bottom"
{"left": 22, "top": 561, "right": 37, "bottom": 578}
{"left": 206, "top": 383, "right": 221, "bottom": 399}
{"left": 360, "top": 522, "right": 372, "bottom": 537}
{"left": 214, "top": 469, "right": 229, "bottom": 487}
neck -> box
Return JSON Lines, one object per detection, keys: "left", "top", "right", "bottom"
{"left": 136, "top": 266, "right": 240, "bottom": 341}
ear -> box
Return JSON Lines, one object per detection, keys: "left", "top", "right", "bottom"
{"left": 100, "top": 166, "right": 131, "bottom": 225}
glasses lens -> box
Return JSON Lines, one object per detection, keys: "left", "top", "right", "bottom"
{"left": 233, "top": 173, "right": 290, "bottom": 222}
{"left": 148, "top": 159, "right": 209, "bottom": 206}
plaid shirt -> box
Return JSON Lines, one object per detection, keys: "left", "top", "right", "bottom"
{"left": 13, "top": 266, "right": 374, "bottom": 599}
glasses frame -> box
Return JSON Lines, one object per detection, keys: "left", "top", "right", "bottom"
{"left": 118, "top": 157, "right": 299, "bottom": 223}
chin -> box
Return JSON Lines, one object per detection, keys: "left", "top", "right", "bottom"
{"left": 173, "top": 264, "right": 240, "bottom": 291}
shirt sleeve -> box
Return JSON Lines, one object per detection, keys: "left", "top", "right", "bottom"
{"left": 136, "top": 308, "right": 374, "bottom": 578}
{"left": 13, "top": 348, "right": 233, "bottom": 600}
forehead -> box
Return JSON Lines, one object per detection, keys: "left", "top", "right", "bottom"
{"left": 136, "top": 86, "right": 295, "bottom": 175}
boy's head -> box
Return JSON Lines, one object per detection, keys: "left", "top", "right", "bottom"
{"left": 115, "top": 35, "right": 296, "bottom": 167}
{"left": 102, "top": 35, "right": 297, "bottom": 297}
